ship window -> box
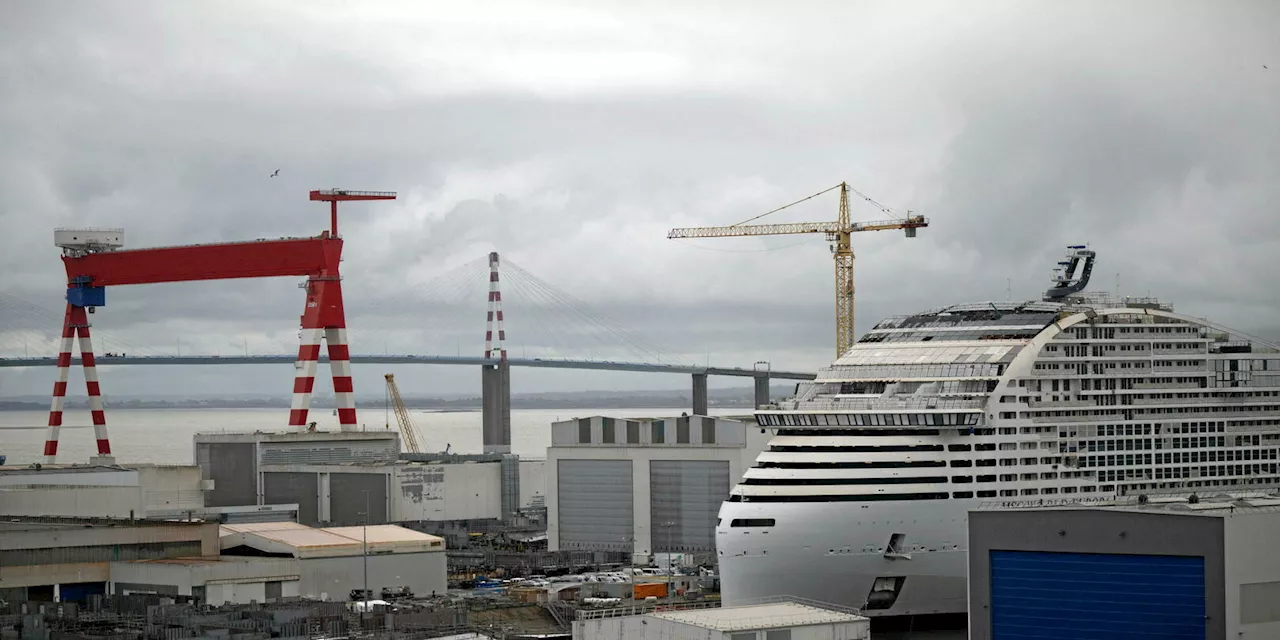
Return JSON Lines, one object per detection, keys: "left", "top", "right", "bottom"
{"left": 977, "top": 490, "right": 997, "bottom": 498}
{"left": 952, "top": 491, "right": 974, "bottom": 499}
{"left": 652, "top": 422, "right": 665, "bottom": 444}
{"left": 731, "top": 518, "right": 775, "bottom": 527}
{"left": 602, "top": 418, "right": 615, "bottom": 444}
{"left": 627, "top": 421, "right": 640, "bottom": 444}
{"left": 578, "top": 418, "right": 592, "bottom": 443}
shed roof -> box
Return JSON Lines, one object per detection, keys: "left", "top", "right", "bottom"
{"left": 219, "top": 523, "right": 443, "bottom": 559}
{"left": 650, "top": 602, "right": 864, "bottom": 631}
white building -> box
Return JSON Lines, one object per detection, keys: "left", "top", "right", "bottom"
{"left": 969, "top": 494, "right": 1280, "bottom": 639}
{"left": 110, "top": 557, "right": 300, "bottom": 605}
{"left": 546, "top": 415, "right": 768, "bottom": 560}
{"left": 574, "top": 600, "right": 870, "bottom": 640}
{"left": 0, "top": 464, "right": 206, "bottom": 519}
{"left": 218, "top": 521, "right": 447, "bottom": 600}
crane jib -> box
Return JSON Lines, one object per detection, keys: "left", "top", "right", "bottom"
{"left": 666, "top": 184, "right": 928, "bottom": 358}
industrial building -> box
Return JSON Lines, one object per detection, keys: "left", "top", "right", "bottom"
{"left": 110, "top": 556, "right": 301, "bottom": 605}
{"left": 194, "top": 431, "right": 545, "bottom": 526}
{"left": 0, "top": 464, "right": 206, "bottom": 519}
{"left": 574, "top": 599, "right": 870, "bottom": 640}
{"left": 546, "top": 415, "right": 768, "bottom": 560}
{"left": 219, "top": 521, "right": 447, "bottom": 600}
{"left": 968, "top": 494, "right": 1280, "bottom": 640}
{"left": 194, "top": 430, "right": 401, "bottom": 509}
{"left": 0, "top": 516, "right": 219, "bottom": 604}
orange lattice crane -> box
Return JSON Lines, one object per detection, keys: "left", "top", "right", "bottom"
{"left": 668, "top": 182, "right": 928, "bottom": 359}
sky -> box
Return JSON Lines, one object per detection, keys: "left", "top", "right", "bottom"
{"left": 1, "top": 0, "right": 1278, "bottom": 401}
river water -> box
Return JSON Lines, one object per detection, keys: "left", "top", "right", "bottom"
{"left": 0, "top": 407, "right": 748, "bottom": 465}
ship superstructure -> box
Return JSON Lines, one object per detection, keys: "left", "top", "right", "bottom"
{"left": 716, "top": 246, "right": 1280, "bottom": 616}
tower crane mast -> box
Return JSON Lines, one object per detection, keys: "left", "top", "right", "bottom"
{"left": 668, "top": 182, "right": 928, "bottom": 358}
{"left": 384, "top": 373, "right": 423, "bottom": 454}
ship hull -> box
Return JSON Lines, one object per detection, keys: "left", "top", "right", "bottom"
{"left": 717, "top": 498, "right": 975, "bottom": 616}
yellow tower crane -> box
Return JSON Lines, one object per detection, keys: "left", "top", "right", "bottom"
{"left": 384, "top": 373, "right": 423, "bottom": 454}
{"left": 668, "top": 182, "right": 928, "bottom": 359}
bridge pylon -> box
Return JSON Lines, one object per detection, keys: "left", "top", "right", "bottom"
{"left": 482, "top": 252, "right": 512, "bottom": 454}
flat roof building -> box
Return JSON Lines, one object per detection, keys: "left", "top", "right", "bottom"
{"left": 219, "top": 521, "right": 446, "bottom": 600}
{"left": 575, "top": 600, "right": 870, "bottom": 640}
{"left": 968, "top": 494, "right": 1280, "bottom": 640}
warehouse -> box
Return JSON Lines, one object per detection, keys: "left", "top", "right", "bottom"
{"left": 0, "top": 516, "right": 219, "bottom": 604}
{"left": 574, "top": 599, "right": 869, "bottom": 640}
{"left": 219, "top": 521, "right": 447, "bottom": 600}
{"left": 109, "top": 556, "right": 301, "bottom": 605}
{"left": 968, "top": 494, "right": 1280, "bottom": 640}
{"left": 546, "top": 415, "right": 768, "bottom": 561}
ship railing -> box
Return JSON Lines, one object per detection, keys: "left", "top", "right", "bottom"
{"left": 767, "top": 398, "right": 985, "bottom": 411}
{"left": 1027, "top": 399, "right": 1094, "bottom": 409}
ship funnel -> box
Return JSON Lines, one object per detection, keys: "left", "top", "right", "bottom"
{"left": 1043, "top": 245, "right": 1096, "bottom": 301}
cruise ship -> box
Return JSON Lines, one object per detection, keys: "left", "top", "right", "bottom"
{"left": 716, "top": 246, "right": 1280, "bottom": 617}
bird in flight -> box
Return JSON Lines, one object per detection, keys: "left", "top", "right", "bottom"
{"left": 270, "top": 169, "right": 280, "bottom": 177}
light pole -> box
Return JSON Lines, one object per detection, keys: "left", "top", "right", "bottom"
{"left": 360, "top": 489, "right": 371, "bottom": 613}
{"left": 657, "top": 520, "right": 675, "bottom": 605}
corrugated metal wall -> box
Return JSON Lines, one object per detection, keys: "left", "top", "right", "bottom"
{"left": 649, "top": 460, "right": 730, "bottom": 552}
{"left": 330, "top": 473, "right": 388, "bottom": 525}
{"left": 558, "top": 460, "right": 633, "bottom": 550}
{"left": 197, "top": 442, "right": 257, "bottom": 507}
{"left": 990, "top": 550, "right": 1206, "bottom": 639}
{"left": 263, "top": 472, "right": 319, "bottom": 525}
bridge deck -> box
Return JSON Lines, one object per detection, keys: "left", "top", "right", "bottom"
{"left": 0, "top": 355, "right": 815, "bottom": 380}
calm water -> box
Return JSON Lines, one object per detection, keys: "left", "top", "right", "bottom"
{"left": 0, "top": 407, "right": 748, "bottom": 465}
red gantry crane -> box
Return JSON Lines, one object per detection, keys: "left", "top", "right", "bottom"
{"left": 44, "top": 189, "right": 396, "bottom": 463}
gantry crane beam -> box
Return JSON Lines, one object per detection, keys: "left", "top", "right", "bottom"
{"left": 384, "top": 373, "right": 423, "bottom": 453}
{"left": 61, "top": 237, "right": 339, "bottom": 287}
{"left": 668, "top": 182, "right": 928, "bottom": 359}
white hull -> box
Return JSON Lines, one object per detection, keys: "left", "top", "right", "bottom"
{"left": 716, "top": 499, "right": 970, "bottom": 616}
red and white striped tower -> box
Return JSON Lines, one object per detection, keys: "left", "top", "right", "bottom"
{"left": 44, "top": 303, "right": 111, "bottom": 462}
{"left": 481, "top": 251, "right": 512, "bottom": 454}
{"left": 288, "top": 263, "right": 356, "bottom": 432}
{"left": 484, "top": 251, "right": 507, "bottom": 361}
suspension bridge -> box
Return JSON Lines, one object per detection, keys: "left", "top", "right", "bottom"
{"left": 0, "top": 191, "right": 814, "bottom": 463}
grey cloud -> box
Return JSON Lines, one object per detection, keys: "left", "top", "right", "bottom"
{"left": 2, "top": 0, "right": 1279, "bottom": 399}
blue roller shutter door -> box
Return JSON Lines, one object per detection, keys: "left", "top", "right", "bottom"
{"left": 990, "top": 550, "right": 1205, "bottom": 640}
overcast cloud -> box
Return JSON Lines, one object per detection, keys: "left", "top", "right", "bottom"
{"left": 1, "top": 0, "right": 1278, "bottom": 400}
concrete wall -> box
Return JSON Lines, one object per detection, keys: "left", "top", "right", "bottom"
{"left": 1224, "top": 512, "right": 1280, "bottom": 639}
{"left": 135, "top": 466, "right": 206, "bottom": 515}
{"left": 298, "top": 552, "right": 447, "bottom": 601}
{"left": 967, "top": 509, "right": 1226, "bottom": 640}
{"left": 0, "top": 487, "right": 146, "bottom": 519}
{"left": 519, "top": 460, "right": 547, "bottom": 509}
{"left": 393, "top": 463, "right": 502, "bottom": 522}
